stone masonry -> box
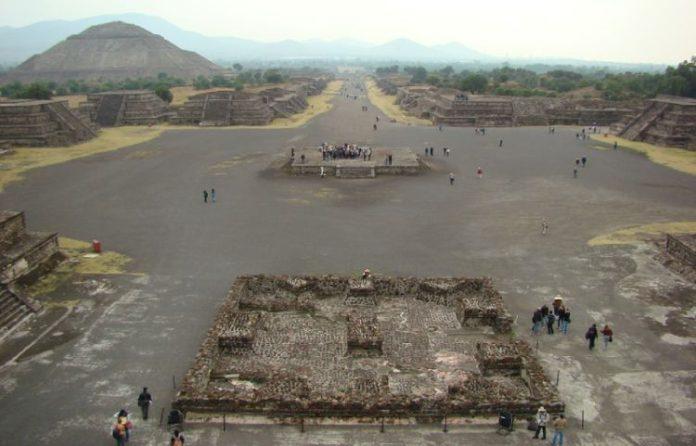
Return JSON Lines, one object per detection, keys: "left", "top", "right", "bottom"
{"left": 82, "top": 90, "right": 168, "bottom": 127}
{"left": 0, "top": 99, "right": 97, "bottom": 146}
{"left": 616, "top": 95, "right": 696, "bottom": 150}
{"left": 175, "top": 275, "right": 563, "bottom": 420}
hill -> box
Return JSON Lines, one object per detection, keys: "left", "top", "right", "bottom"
{"left": 1, "top": 21, "right": 222, "bottom": 83}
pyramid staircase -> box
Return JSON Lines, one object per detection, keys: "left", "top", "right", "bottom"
{"left": 0, "top": 211, "right": 59, "bottom": 338}
{"left": 95, "top": 94, "right": 126, "bottom": 127}
{"left": 619, "top": 101, "right": 670, "bottom": 140}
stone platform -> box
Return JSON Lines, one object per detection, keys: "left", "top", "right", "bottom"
{"left": 289, "top": 147, "right": 425, "bottom": 178}
{"left": 175, "top": 275, "right": 563, "bottom": 421}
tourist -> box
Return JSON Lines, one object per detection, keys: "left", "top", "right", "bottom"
{"left": 551, "top": 414, "right": 567, "bottom": 446}
{"left": 424, "top": 147, "right": 428, "bottom": 156}
{"left": 541, "top": 304, "right": 550, "bottom": 326}
{"left": 445, "top": 148, "right": 450, "bottom": 157}
{"left": 546, "top": 312, "right": 555, "bottom": 335}
{"left": 291, "top": 147, "right": 295, "bottom": 158}
{"left": 362, "top": 268, "right": 371, "bottom": 280}
{"left": 477, "top": 166, "right": 483, "bottom": 178}
{"left": 552, "top": 297, "right": 563, "bottom": 325}
{"left": 601, "top": 324, "right": 613, "bottom": 350}
{"left": 613, "top": 141, "right": 618, "bottom": 150}
{"left": 575, "top": 158, "right": 580, "bottom": 167}
{"left": 300, "top": 154, "right": 305, "bottom": 164}
{"left": 443, "top": 147, "right": 446, "bottom": 156}
{"left": 203, "top": 190, "right": 208, "bottom": 203}
{"left": 170, "top": 429, "right": 185, "bottom": 446}
{"left": 137, "top": 387, "right": 152, "bottom": 420}
{"left": 430, "top": 147, "right": 434, "bottom": 156}
{"left": 211, "top": 188, "right": 216, "bottom": 203}
{"left": 373, "top": 124, "right": 377, "bottom": 131}
{"left": 320, "top": 166, "right": 325, "bottom": 178}
{"left": 532, "top": 308, "right": 543, "bottom": 335}
{"left": 573, "top": 168, "right": 578, "bottom": 178}
{"left": 449, "top": 173, "right": 455, "bottom": 185}
{"left": 585, "top": 323, "right": 599, "bottom": 350}
{"left": 481, "top": 127, "right": 486, "bottom": 135}
{"left": 388, "top": 154, "right": 393, "bottom": 165}
{"left": 581, "top": 156, "right": 587, "bottom": 167}
{"left": 533, "top": 406, "right": 548, "bottom": 440}
{"left": 541, "top": 219, "right": 549, "bottom": 235}
{"left": 560, "top": 307, "right": 571, "bottom": 334}
{"left": 499, "top": 139, "right": 503, "bottom": 147}
{"left": 112, "top": 409, "right": 132, "bottom": 445}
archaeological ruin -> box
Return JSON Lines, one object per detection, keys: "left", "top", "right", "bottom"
{"left": 660, "top": 234, "right": 696, "bottom": 282}
{"left": 171, "top": 79, "right": 328, "bottom": 126}
{"left": 287, "top": 144, "right": 426, "bottom": 178}
{"left": 0, "top": 210, "right": 60, "bottom": 335}
{"left": 175, "top": 275, "right": 564, "bottom": 421}
{"left": 0, "top": 99, "right": 97, "bottom": 146}
{"left": 614, "top": 95, "right": 696, "bottom": 150}
{"left": 81, "top": 90, "right": 168, "bottom": 126}
{"left": 384, "top": 83, "right": 640, "bottom": 128}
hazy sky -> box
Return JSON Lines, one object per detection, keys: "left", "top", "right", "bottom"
{"left": 2, "top": 0, "right": 695, "bottom": 63}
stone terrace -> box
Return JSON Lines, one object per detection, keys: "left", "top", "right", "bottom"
{"left": 175, "top": 275, "right": 563, "bottom": 420}
{"left": 82, "top": 90, "right": 167, "bottom": 127}
{"left": 0, "top": 99, "right": 96, "bottom": 146}
{"left": 288, "top": 146, "right": 425, "bottom": 178}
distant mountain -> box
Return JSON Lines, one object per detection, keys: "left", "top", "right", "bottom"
{"left": 1, "top": 21, "right": 221, "bottom": 83}
{"left": 0, "top": 13, "right": 494, "bottom": 64}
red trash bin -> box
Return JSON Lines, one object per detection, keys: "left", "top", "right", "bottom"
{"left": 92, "top": 240, "right": 102, "bottom": 254}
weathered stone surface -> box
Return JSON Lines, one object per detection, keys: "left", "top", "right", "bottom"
{"left": 175, "top": 275, "right": 563, "bottom": 418}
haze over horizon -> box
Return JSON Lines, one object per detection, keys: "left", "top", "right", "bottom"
{"left": 1, "top": 0, "right": 695, "bottom": 64}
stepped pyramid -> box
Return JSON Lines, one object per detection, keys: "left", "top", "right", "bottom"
{"left": 2, "top": 21, "right": 222, "bottom": 83}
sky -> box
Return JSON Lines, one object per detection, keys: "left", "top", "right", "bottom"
{"left": 1, "top": 0, "right": 695, "bottom": 64}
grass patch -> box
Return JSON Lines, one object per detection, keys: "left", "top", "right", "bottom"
{"left": 0, "top": 126, "right": 164, "bottom": 192}
{"left": 591, "top": 134, "right": 696, "bottom": 176}
{"left": 588, "top": 221, "right": 696, "bottom": 246}
{"left": 27, "top": 237, "right": 135, "bottom": 297}
{"left": 364, "top": 78, "right": 432, "bottom": 126}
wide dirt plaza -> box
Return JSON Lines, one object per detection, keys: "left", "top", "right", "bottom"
{"left": 1, "top": 78, "right": 695, "bottom": 445}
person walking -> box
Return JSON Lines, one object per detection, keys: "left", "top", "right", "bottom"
{"left": 560, "top": 307, "right": 571, "bottom": 334}
{"left": 449, "top": 173, "right": 455, "bottom": 185}
{"left": 499, "top": 139, "right": 503, "bottom": 147}
{"left": 546, "top": 312, "right": 555, "bottom": 335}
{"left": 551, "top": 414, "right": 567, "bottom": 446}
{"left": 586, "top": 323, "right": 599, "bottom": 350}
{"left": 541, "top": 218, "right": 549, "bottom": 235}
{"left": 573, "top": 167, "right": 578, "bottom": 178}
{"left": 581, "top": 156, "right": 587, "bottom": 167}
{"left": 532, "top": 308, "right": 543, "bottom": 335}
{"left": 170, "top": 429, "right": 185, "bottom": 446}
{"left": 476, "top": 166, "right": 483, "bottom": 178}
{"left": 613, "top": 141, "right": 618, "bottom": 150}
{"left": 211, "top": 188, "right": 216, "bottom": 203}
{"left": 533, "top": 406, "right": 548, "bottom": 440}
{"left": 137, "top": 387, "right": 152, "bottom": 420}
{"left": 601, "top": 324, "right": 613, "bottom": 350}
{"left": 203, "top": 190, "right": 208, "bottom": 203}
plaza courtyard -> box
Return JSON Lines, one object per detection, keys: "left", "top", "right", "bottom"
{"left": 0, "top": 78, "right": 695, "bottom": 445}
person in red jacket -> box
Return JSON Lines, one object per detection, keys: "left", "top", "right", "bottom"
{"left": 601, "top": 324, "right": 613, "bottom": 350}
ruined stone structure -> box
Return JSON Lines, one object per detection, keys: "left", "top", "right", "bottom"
{"left": 375, "top": 75, "right": 411, "bottom": 95}
{"left": 288, "top": 146, "right": 425, "bottom": 178}
{"left": 172, "top": 79, "right": 327, "bottom": 126}
{"left": 0, "top": 99, "right": 97, "bottom": 146}
{"left": 81, "top": 90, "right": 167, "bottom": 126}
{"left": 660, "top": 234, "right": 696, "bottom": 282}
{"left": 616, "top": 95, "right": 696, "bottom": 150}
{"left": 171, "top": 91, "right": 274, "bottom": 126}
{"left": 175, "top": 275, "right": 563, "bottom": 420}
{"left": 392, "top": 84, "right": 638, "bottom": 127}
{"left": 0, "top": 211, "right": 60, "bottom": 335}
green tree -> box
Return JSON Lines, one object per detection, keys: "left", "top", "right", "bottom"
{"left": 233, "top": 63, "right": 243, "bottom": 71}
{"left": 263, "top": 69, "right": 283, "bottom": 83}
{"left": 154, "top": 84, "right": 173, "bottom": 103}
{"left": 193, "top": 75, "right": 211, "bottom": 90}
{"left": 460, "top": 74, "right": 488, "bottom": 93}
{"left": 17, "top": 82, "right": 53, "bottom": 100}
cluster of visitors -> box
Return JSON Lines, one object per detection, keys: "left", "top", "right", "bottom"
{"left": 532, "top": 296, "right": 571, "bottom": 335}
{"left": 474, "top": 127, "right": 487, "bottom": 135}
{"left": 531, "top": 406, "right": 567, "bottom": 445}
{"left": 320, "top": 142, "right": 372, "bottom": 160}
{"left": 202, "top": 188, "right": 216, "bottom": 203}
{"left": 573, "top": 155, "right": 588, "bottom": 178}
{"left": 111, "top": 388, "right": 186, "bottom": 445}
{"left": 585, "top": 323, "right": 614, "bottom": 350}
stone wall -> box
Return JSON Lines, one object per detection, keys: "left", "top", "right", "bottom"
{"left": 0, "top": 100, "right": 96, "bottom": 147}
{"left": 175, "top": 274, "right": 561, "bottom": 419}
{"left": 85, "top": 90, "right": 167, "bottom": 126}
{"left": 666, "top": 234, "right": 696, "bottom": 267}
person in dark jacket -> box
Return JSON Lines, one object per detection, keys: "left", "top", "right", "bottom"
{"left": 546, "top": 312, "right": 555, "bottom": 335}
{"left": 532, "top": 308, "right": 543, "bottom": 335}
{"left": 586, "top": 324, "right": 599, "bottom": 350}
{"left": 137, "top": 387, "right": 152, "bottom": 420}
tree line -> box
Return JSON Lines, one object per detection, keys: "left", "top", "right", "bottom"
{"left": 376, "top": 57, "right": 696, "bottom": 100}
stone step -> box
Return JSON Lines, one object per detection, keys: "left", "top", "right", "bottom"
{"left": 0, "top": 287, "right": 31, "bottom": 333}
{"left": 0, "top": 211, "right": 26, "bottom": 246}
{"left": 0, "top": 232, "right": 59, "bottom": 283}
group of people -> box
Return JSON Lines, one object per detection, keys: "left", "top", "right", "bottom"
{"left": 320, "top": 142, "right": 373, "bottom": 161}
{"left": 424, "top": 146, "right": 452, "bottom": 157}
{"left": 202, "top": 188, "right": 216, "bottom": 203}
{"left": 532, "top": 406, "right": 567, "bottom": 445}
{"left": 111, "top": 388, "right": 185, "bottom": 445}
{"left": 573, "top": 156, "right": 588, "bottom": 178}
{"left": 532, "top": 296, "right": 571, "bottom": 335}
{"left": 585, "top": 323, "right": 614, "bottom": 350}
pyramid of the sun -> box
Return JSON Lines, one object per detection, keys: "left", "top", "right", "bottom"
{"left": 1, "top": 21, "right": 222, "bottom": 83}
